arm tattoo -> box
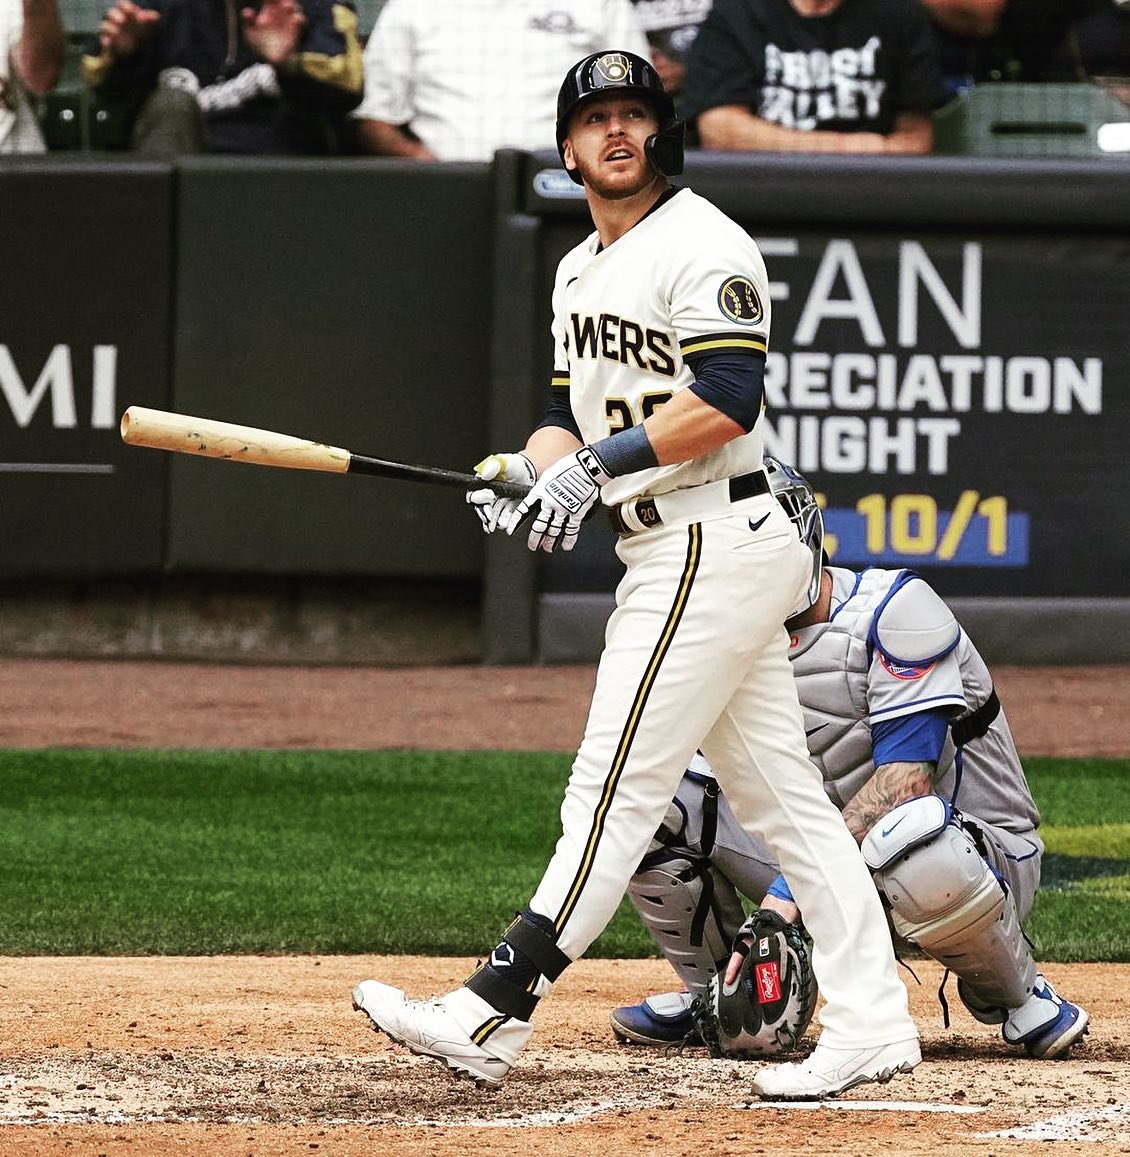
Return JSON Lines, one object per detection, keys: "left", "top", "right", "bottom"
{"left": 842, "top": 761, "right": 937, "bottom": 844}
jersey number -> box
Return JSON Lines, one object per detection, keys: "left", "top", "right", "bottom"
{"left": 605, "top": 393, "right": 673, "bottom": 435}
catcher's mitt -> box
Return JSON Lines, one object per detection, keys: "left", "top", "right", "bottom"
{"left": 691, "top": 908, "right": 817, "bottom": 1058}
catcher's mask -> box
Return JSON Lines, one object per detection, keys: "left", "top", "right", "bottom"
{"left": 556, "top": 49, "right": 685, "bottom": 185}
{"left": 764, "top": 455, "right": 825, "bottom": 615}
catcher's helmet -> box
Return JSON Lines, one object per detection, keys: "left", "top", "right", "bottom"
{"left": 556, "top": 49, "right": 685, "bottom": 185}
{"left": 764, "top": 455, "right": 825, "bottom": 615}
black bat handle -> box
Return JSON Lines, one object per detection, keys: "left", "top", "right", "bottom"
{"left": 347, "top": 453, "right": 532, "bottom": 499}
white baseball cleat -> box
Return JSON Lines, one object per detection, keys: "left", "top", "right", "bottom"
{"left": 751, "top": 1038, "right": 921, "bottom": 1100}
{"left": 352, "top": 980, "right": 528, "bottom": 1087}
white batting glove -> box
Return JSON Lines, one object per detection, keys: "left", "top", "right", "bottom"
{"left": 505, "top": 446, "right": 612, "bottom": 553}
{"left": 466, "top": 452, "right": 537, "bottom": 534}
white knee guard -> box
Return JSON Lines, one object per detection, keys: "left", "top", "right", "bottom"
{"left": 863, "top": 796, "right": 1037, "bottom": 1010}
{"left": 629, "top": 849, "right": 746, "bottom": 995}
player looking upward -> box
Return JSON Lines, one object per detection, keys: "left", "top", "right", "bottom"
{"left": 353, "top": 49, "right": 920, "bottom": 1101}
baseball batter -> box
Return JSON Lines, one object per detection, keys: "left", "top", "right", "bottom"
{"left": 353, "top": 49, "right": 920, "bottom": 1100}
{"left": 611, "top": 457, "right": 1089, "bottom": 1062}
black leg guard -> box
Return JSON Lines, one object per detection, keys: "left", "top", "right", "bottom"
{"left": 465, "top": 908, "right": 571, "bottom": 1021}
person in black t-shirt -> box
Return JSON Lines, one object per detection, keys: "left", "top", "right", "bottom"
{"left": 1027, "top": 0, "right": 1130, "bottom": 101}
{"left": 683, "top": 0, "right": 946, "bottom": 153}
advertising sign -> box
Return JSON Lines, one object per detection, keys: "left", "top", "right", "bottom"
{"left": 536, "top": 217, "right": 1127, "bottom": 599}
{"left": 758, "top": 232, "right": 1125, "bottom": 596}
{"left": 0, "top": 165, "right": 172, "bottom": 575}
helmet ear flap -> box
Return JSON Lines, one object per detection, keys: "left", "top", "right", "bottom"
{"left": 645, "top": 120, "right": 686, "bottom": 177}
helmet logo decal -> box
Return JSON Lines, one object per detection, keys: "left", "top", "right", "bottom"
{"left": 592, "top": 52, "right": 632, "bottom": 86}
{"left": 718, "top": 276, "right": 764, "bottom": 325}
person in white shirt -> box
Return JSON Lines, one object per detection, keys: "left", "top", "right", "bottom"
{"left": 630, "top": 0, "right": 710, "bottom": 100}
{"left": 0, "top": 0, "right": 63, "bottom": 153}
{"left": 352, "top": 0, "right": 650, "bottom": 160}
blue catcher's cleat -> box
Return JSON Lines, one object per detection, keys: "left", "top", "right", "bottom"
{"left": 610, "top": 991, "right": 702, "bottom": 1047}
{"left": 1002, "top": 975, "right": 1090, "bottom": 1059}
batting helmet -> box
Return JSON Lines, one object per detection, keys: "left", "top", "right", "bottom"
{"left": 556, "top": 50, "right": 685, "bottom": 185}
{"left": 764, "top": 455, "right": 825, "bottom": 615}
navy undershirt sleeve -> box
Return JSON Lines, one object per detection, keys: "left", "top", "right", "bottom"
{"left": 686, "top": 351, "right": 766, "bottom": 432}
{"left": 535, "top": 350, "right": 764, "bottom": 443}
{"left": 535, "top": 388, "right": 582, "bottom": 441}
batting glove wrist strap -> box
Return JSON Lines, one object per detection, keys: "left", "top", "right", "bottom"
{"left": 574, "top": 444, "right": 614, "bottom": 486}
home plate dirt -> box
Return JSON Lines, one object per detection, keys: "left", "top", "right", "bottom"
{"left": 0, "top": 956, "right": 1126, "bottom": 1156}
{"left": 0, "top": 659, "right": 1127, "bottom": 1156}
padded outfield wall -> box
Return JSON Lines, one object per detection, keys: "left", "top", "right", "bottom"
{"left": 1, "top": 152, "right": 1127, "bottom": 663}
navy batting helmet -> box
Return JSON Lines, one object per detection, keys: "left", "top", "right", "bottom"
{"left": 555, "top": 49, "right": 685, "bottom": 185}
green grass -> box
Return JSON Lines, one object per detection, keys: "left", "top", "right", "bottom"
{"left": 1019, "top": 759, "right": 1130, "bottom": 961}
{"left": 0, "top": 750, "right": 1126, "bottom": 959}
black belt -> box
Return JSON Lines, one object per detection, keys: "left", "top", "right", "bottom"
{"left": 951, "top": 687, "right": 1001, "bottom": 747}
{"left": 607, "top": 470, "right": 771, "bottom": 537}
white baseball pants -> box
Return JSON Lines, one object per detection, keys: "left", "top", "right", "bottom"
{"left": 528, "top": 489, "right": 917, "bottom": 1049}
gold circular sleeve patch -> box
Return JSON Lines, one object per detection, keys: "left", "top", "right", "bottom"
{"left": 718, "top": 276, "right": 764, "bottom": 325}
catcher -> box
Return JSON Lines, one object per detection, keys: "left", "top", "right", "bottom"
{"left": 611, "top": 456, "right": 1090, "bottom": 1066}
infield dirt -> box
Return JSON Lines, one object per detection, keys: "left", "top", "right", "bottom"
{"left": 0, "top": 659, "right": 1127, "bottom": 1156}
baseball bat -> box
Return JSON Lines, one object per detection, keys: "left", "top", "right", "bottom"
{"left": 119, "top": 406, "right": 532, "bottom": 499}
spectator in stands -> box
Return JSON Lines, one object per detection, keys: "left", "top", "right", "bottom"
{"left": 1, "top": 0, "right": 64, "bottom": 152}
{"left": 682, "top": 0, "right": 946, "bottom": 154}
{"left": 1030, "top": 0, "right": 1130, "bottom": 102}
{"left": 922, "top": 0, "right": 1130, "bottom": 101}
{"left": 351, "top": 0, "right": 650, "bottom": 160}
{"left": 82, "top": 0, "right": 363, "bottom": 155}
{"left": 630, "top": 0, "right": 710, "bottom": 107}
{"left": 919, "top": 0, "right": 1010, "bottom": 97}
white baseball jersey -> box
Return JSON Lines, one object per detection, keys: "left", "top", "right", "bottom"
{"left": 550, "top": 187, "right": 771, "bottom": 506}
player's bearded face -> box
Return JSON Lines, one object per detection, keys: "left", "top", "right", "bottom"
{"left": 564, "top": 96, "right": 662, "bottom": 199}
